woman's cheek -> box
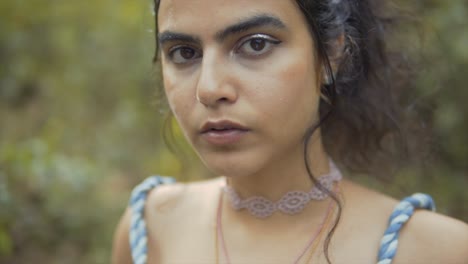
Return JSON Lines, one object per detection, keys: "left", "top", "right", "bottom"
{"left": 270, "top": 56, "right": 317, "bottom": 104}
{"left": 164, "top": 70, "right": 192, "bottom": 115}
{"left": 270, "top": 59, "right": 319, "bottom": 131}
{"left": 167, "top": 85, "right": 197, "bottom": 141}
{"left": 168, "top": 90, "right": 189, "bottom": 122}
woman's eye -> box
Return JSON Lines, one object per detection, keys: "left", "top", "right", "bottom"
{"left": 169, "top": 46, "right": 201, "bottom": 64}
{"left": 236, "top": 34, "right": 281, "bottom": 57}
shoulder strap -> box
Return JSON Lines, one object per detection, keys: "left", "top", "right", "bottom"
{"left": 377, "top": 193, "right": 435, "bottom": 264}
{"left": 129, "top": 176, "right": 176, "bottom": 264}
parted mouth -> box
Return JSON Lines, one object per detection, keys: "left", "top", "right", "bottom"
{"left": 200, "top": 120, "right": 250, "bottom": 134}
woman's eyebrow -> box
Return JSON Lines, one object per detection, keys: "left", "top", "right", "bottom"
{"left": 215, "top": 14, "right": 287, "bottom": 42}
{"left": 158, "top": 32, "right": 201, "bottom": 47}
{"left": 157, "top": 14, "right": 287, "bottom": 46}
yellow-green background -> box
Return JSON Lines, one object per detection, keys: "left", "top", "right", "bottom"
{"left": 0, "top": 1, "right": 467, "bottom": 263}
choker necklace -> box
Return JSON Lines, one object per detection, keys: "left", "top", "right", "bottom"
{"left": 215, "top": 184, "right": 339, "bottom": 264}
{"left": 222, "top": 160, "right": 342, "bottom": 218}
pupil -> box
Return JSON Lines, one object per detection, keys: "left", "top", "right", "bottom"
{"left": 250, "top": 39, "right": 265, "bottom": 51}
{"left": 181, "top": 48, "right": 195, "bottom": 59}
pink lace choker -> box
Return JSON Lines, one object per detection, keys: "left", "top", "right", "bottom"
{"left": 222, "top": 161, "right": 342, "bottom": 218}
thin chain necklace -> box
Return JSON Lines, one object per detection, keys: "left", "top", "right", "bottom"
{"left": 303, "top": 191, "right": 338, "bottom": 263}
{"left": 215, "top": 186, "right": 338, "bottom": 264}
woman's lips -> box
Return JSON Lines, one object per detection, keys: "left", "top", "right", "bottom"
{"left": 200, "top": 120, "right": 250, "bottom": 145}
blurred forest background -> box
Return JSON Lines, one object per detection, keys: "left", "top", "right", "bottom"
{"left": 0, "top": 0, "right": 467, "bottom": 263}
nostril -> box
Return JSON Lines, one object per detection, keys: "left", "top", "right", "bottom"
{"left": 196, "top": 82, "right": 238, "bottom": 107}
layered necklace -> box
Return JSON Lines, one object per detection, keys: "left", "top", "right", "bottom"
{"left": 214, "top": 161, "right": 342, "bottom": 264}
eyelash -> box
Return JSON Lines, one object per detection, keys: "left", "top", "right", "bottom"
{"left": 167, "top": 44, "right": 202, "bottom": 65}
{"left": 234, "top": 34, "right": 281, "bottom": 57}
{"left": 167, "top": 34, "right": 281, "bottom": 65}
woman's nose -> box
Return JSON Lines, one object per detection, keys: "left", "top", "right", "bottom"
{"left": 195, "top": 54, "right": 238, "bottom": 108}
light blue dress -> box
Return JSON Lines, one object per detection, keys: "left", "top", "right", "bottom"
{"left": 128, "top": 176, "right": 435, "bottom": 264}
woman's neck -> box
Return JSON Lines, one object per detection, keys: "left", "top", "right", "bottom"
{"left": 225, "top": 135, "right": 331, "bottom": 203}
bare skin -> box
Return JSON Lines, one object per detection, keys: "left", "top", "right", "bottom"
{"left": 113, "top": 178, "right": 468, "bottom": 264}
{"left": 112, "top": 0, "right": 468, "bottom": 263}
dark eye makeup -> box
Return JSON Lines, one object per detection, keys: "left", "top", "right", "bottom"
{"left": 234, "top": 33, "right": 282, "bottom": 58}
{"left": 166, "top": 33, "right": 282, "bottom": 65}
{"left": 168, "top": 45, "right": 202, "bottom": 64}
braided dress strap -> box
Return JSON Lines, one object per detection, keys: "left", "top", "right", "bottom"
{"left": 129, "top": 176, "right": 176, "bottom": 264}
{"left": 377, "top": 193, "right": 435, "bottom": 264}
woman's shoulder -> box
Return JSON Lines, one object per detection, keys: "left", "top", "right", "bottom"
{"left": 393, "top": 209, "right": 468, "bottom": 264}
{"left": 111, "top": 176, "right": 223, "bottom": 264}
{"left": 142, "top": 176, "right": 224, "bottom": 240}
{"left": 341, "top": 180, "right": 468, "bottom": 264}
{"left": 144, "top": 176, "right": 224, "bottom": 213}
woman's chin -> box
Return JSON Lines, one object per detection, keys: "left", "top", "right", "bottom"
{"left": 202, "top": 162, "right": 254, "bottom": 178}
{"left": 199, "top": 155, "right": 262, "bottom": 178}
{"left": 194, "top": 144, "right": 276, "bottom": 178}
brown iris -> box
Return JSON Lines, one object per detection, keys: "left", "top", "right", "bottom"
{"left": 180, "top": 48, "right": 196, "bottom": 59}
{"left": 250, "top": 39, "right": 266, "bottom": 51}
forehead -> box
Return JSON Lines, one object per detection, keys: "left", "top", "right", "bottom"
{"left": 158, "top": 0, "right": 301, "bottom": 34}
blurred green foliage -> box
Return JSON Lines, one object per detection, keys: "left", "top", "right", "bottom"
{"left": 0, "top": 0, "right": 467, "bottom": 263}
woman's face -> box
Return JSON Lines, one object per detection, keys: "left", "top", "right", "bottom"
{"left": 158, "top": 0, "right": 322, "bottom": 177}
